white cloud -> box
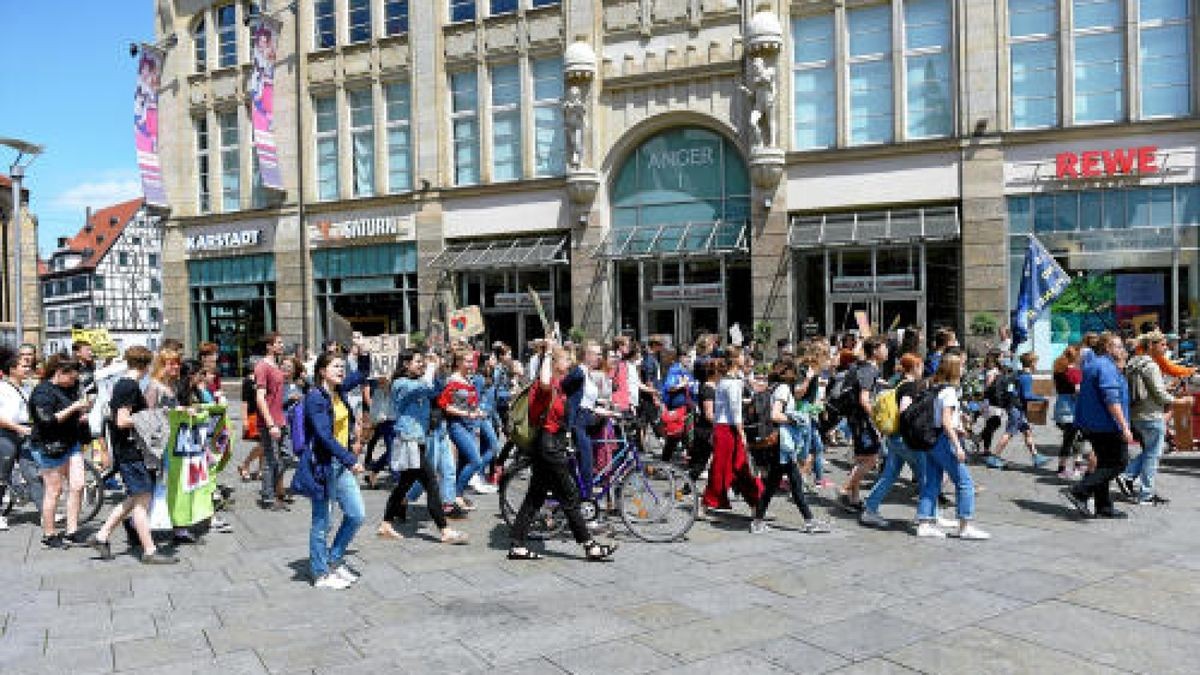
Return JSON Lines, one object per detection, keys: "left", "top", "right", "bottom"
{"left": 52, "top": 173, "right": 141, "bottom": 212}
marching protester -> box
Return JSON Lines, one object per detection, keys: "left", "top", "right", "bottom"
{"left": 1063, "top": 333, "right": 1132, "bottom": 519}
{"left": 1116, "top": 331, "right": 1184, "bottom": 506}
{"left": 989, "top": 352, "right": 1050, "bottom": 469}
{"left": 859, "top": 353, "right": 927, "bottom": 529}
{"left": 255, "top": 333, "right": 290, "bottom": 511}
{"left": 439, "top": 349, "right": 492, "bottom": 511}
{"left": 702, "top": 348, "right": 762, "bottom": 517}
{"left": 0, "top": 347, "right": 37, "bottom": 532}
{"left": 1052, "top": 345, "right": 1083, "bottom": 479}
{"left": 837, "top": 337, "right": 888, "bottom": 512}
{"left": 29, "top": 354, "right": 91, "bottom": 548}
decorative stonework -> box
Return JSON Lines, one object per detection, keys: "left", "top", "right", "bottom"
{"left": 211, "top": 71, "right": 239, "bottom": 102}
{"left": 603, "top": 1, "right": 642, "bottom": 32}
{"left": 526, "top": 12, "right": 564, "bottom": 49}
{"left": 485, "top": 22, "right": 520, "bottom": 53}
{"left": 344, "top": 51, "right": 373, "bottom": 79}
{"left": 444, "top": 26, "right": 477, "bottom": 61}
{"left": 601, "top": 37, "right": 741, "bottom": 82}
{"left": 379, "top": 43, "right": 409, "bottom": 72}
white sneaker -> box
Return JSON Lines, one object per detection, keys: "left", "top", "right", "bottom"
{"left": 314, "top": 573, "right": 352, "bottom": 590}
{"left": 936, "top": 516, "right": 959, "bottom": 529}
{"left": 749, "top": 520, "right": 770, "bottom": 534}
{"left": 333, "top": 564, "right": 360, "bottom": 584}
{"left": 0, "top": 515, "right": 8, "bottom": 531}
{"left": 916, "top": 522, "right": 947, "bottom": 539}
{"left": 956, "top": 525, "right": 991, "bottom": 541}
{"left": 859, "top": 510, "right": 888, "bottom": 528}
{"left": 468, "top": 475, "right": 498, "bottom": 495}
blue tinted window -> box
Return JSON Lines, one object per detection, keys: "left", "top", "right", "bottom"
{"left": 450, "top": 0, "right": 475, "bottom": 22}
{"left": 1033, "top": 194, "right": 1056, "bottom": 232}
{"left": 1055, "top": 193, "right": 1079, "bottom": 231}
{"left": 1010, "top": 41, "right": 1058, "bottom": 128}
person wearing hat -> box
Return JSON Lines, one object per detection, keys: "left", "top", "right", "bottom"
{"left": 28, "top": 354, "right": 91, "bottom": 549}
{"left": 1116, "top": 331, "right": 1188, "bottom": 505}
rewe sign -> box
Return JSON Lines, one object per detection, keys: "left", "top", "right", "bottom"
{"left": 1055, "top": 146, "right": 1159, "bottom": 179}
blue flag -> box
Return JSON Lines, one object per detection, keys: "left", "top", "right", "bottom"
{"left": 1011, "top": 235, "right": 1071, "bottom": 349}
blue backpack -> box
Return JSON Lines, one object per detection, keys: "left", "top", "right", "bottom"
{"left": 287, "top": 397, "right": 321, "bottom": 500}
{"left": 287, "top": 399, "right": 308, "bottom": 456}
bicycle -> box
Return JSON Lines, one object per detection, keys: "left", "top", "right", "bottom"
{"left": 2, "top": 456, "right": 107, "bottom": 526}
{"left": 499, "top": 413, "right": 698, "bottom": 543}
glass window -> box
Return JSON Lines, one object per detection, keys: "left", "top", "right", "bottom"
{"left": 385, "top": 83, "right": 412, "bottom": 193}
{"left": 219, "top": 111, "right": 240, "bottom": 211}
{"left": 450, "top": 0, "right": 475, "bottom": 22}
{"left": 491, "top": 0, "right": 518, "bottom": 15}
{"left": 1008, "top": 196, "right": 1033, "bottom": 234}
{"left": 385, "top": 0, "right": 409, "bottom": 35}
{"left": 315, "top": 0, "right": 336, "bottom": 49}
{"left": 94, "top": 307, "right": 105, "bottom": 323}
{"left": 149, "top": 253, "right": 159, "bottom": 267}
{"left": 1054, "top": 192, "right": 1079, "bottom": 231}
{"left": 531, "top": 0, "right": 560, "bottom": 6}
{"left": 491, "top": 64, "right": 521, "bottom": 182}
{"left": 193, "top": 18, "right": 207, "bottom": 73}
{"left": 196, "top": 117, "right": 211, "bottom": 213}
{"left": 119, "top": 252, "right": 129, "bottom": 266}
{"left": 315, "top": 95, "right": 339, "bottom": 200}
{"left": 1073, "top": 0, "right": 1125, "bottom": 124}
{"left": 94, "top": 276, "right": 104, "bottom": 291}
{"left": 791, "top": 14, "right": 836, "bottom": 149}
{"left": 349, "top": 88, "right": 375, "bottom": 197}
{"left": 349, "top": 0, "right": 371, "bottom": 43}
{"left": 1140, "top": 0, "right": 1192, "bottom": 118}
{"left": 1009, "top": 0, "right": 1058, "bottom": 129}
{"left": 1033, "top": 193, "right": 1055, "bottom": 232}
{"left": 451, "top": 71, "right": 480, "bottom": 185}
{"left": 848, "top": 5, "right": 894, "bottom": 145}
{"left": 533, "top": 58, "right": 564, "bottom": 176}
{"left": 904, "top": 0, "right": 952, "bottom": 139}
{"left": 216, "top": 4, "right": 237, "bottom": 67}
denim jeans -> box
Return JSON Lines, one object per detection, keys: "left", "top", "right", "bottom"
{"left": 309, "top": 463, "right": 365, "bottom": 579}
{"left": 448, "top": 419, "right": 485, "bottom": 497}
{"left": 407, "top": 424, "right": 455, "bottom": 506}
{"left": 1126, "top": 419, "right": 1165, "bottom": 499}
{"left": 865, "top": 435, "right": 926, "bottom": 514}
{"left": 572, "top": 411, "right": 596, "bottom": 500}
{"left": 470, "top": 417, "right": 499, "bottom": 473}
{"left": 917, "top": 435, "right": 975, "bottom": 521}
{"left": 800, "top": 426, "right": 825, "bottom": 481}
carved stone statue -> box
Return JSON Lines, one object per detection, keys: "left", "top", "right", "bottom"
{"left": 740, "top": 56, "right": 776, "bottom": 149}
{"left": 562, "top": 85, "right": 588, "bottom": 169}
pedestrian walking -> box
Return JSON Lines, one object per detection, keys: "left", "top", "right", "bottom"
{"left": 1063, "top": 333, "right": 1132, "bottom": 519}
{"left": 1116, "top": 331, "right": 1184, "bottom": 505}
{"left": 28, "top": 354, "right": 91, "bottom": 549}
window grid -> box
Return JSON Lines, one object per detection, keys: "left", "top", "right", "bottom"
{"left": 1139, "top": 0, "right": 1192, "bottom": 118}
{"left": 1008, "top": 0, "right": 1060, "bottom": 129}
{"left": 792, "top": 14, "right": 837, "bottom": 149}
{"left": 349, "top": 88, "right": 376, "bottom": 197}
{"left": 197, "top": 117, "right": 211, "bottom": 213}
{"left": 315, "top": 95, "right": 339, "bottom": 200}
{"left": 847, "top": 5, "right": 895, "bottom": 146}
{"left": 217, "top": 4, "right": 237, "bottom": 67}
{"left": 451, "top": 71, "right": 480, "bottom": 186}
{"left": 349, "top": 0, "right": 372, "bottom": 43}
{"left": 903, "top": 0, "right": 953, "bottom": 139}
{"left": 533, "top": 58, "right": 565, "bottom": 177}
{"left": 1072, "top": 0, "right": 1126, "bottom": 124}
{"left": 315, "top": 0, "right": 336, "bottom": 49}
{"left": 491, "top": 64, "right": 522, "bottom": 182}
{"left": 385, "top": 0, "right": 409, "bottom": 35}
{"left": 252, "top": 154, "right": 269, "bottom": 208}
{"left": 194, "top": 18, "right": 207, "bottom": 73}
{"left": 385, "top": 83, "right": 412, "bottom": 193}
{"left": 451, "top": 0, "right": 476, "bottom": 23}
{"left": 218, "top": 111, "right": 240, "bottom": 212}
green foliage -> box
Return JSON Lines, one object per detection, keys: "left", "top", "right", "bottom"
{"left": 568, "top": 326, "right": 587, "bottom": 344}
{"left": 969, "top": 312, "right": 999, "bottom": 337}
{"left": 409, "top": 331, "right": 426, "bottom": 349}
{"left": 752, "top": 320, "right": 773, "bottom": 345}
{"left": 1051, "top": 275, "right": 1115, "bottom": 314}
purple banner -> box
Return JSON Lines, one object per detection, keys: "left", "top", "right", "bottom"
{"left": 251, "top": 17, "right": 283, "bottom": 190}
{"left": 134, "top": 45, "right": 167, "bottom": 206}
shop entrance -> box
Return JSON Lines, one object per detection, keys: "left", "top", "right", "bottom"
{"left": 647, "top": 304, "right": 723, "bottom": 346}
{"left": 829, "top": 294, "right": 923, "bottom": 336}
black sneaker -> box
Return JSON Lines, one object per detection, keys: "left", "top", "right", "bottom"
{"left": 1060, "top": 487, "right": 1092, "bottom": 517}
{"left": 1094, "top": 507, "right": 1129, "bottom": 519}
{"left": 838, "top": 493, "right": 864, "bottom": 513}
{"left": 1139, "top": 494, "right": 1170, "bottom": 506}
{"left": 87, "top": 534, "right": 114, "bottom": 561}
{"left": 63, "top": 530, "right": 88, "bottom": 546}
{"left": 444, "top": 504, "right": 469, "bottom": 520}
{"left": 41, "top": 533, "right": 68, "bottom": 550}
{"left": 1114, "top": 474, "right": 1135, "bottom": 499}
{"left": 141, "top": 551, "right": 180, "bottom": 565}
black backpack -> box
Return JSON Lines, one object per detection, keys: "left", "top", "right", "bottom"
{"left": 899, "top": 383, "right": 947, "bottom": 450}
{"left": 986, "top": 370, "right": 1017, "bottom": 408}
{"left": 747, "top": 385, "right": 781, "bottom": 449}
{"left": 825, "top": 364, "right": 860, "bottom": 416}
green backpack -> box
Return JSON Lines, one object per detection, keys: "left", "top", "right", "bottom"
{"left": 504, "top": 384, "right": 540, "bottom": 452}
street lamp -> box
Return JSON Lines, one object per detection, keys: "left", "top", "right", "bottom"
{"left": 0, "top": 137, "right": 44, "bottom": 345}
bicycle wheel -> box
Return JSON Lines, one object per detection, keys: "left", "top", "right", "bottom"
{"left": 78, "top": 459, "right": 106, "bottom": 526}
{"left": 498, "top": 455, "right": 566, "bottom": 540}
{"left": 617, "top": 461, "right": 697, "bottom": 542}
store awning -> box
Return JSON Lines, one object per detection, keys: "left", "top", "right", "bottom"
{"left": 788, "top": 206, "right": 960, "bottom": 248}
{"left": 592, "top": 221, "right": 750, "bottom": 259}
{"left": 428, "top": 234, "right": 569, "bottom": 270}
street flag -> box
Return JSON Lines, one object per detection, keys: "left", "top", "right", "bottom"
{"left": 250, "top": 16, "right": 283, "bottom": 190}
{"left": 134, "top": 44, "right": 167, "bottom": 206}
{"left": 1011, "top": 235, "right": 1071, "bottom": 348}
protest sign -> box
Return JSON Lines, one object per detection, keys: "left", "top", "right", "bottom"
{"left": 360, "top": 334, "right": 408, "bottom": 378}
{"left": 72, "top": 327, "right": 120, "bottom": 359}
{"left": 448, "top": 306, "right": 485, "bottom": 340}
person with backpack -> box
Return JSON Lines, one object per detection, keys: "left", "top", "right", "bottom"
{"left": 659, "top": 348, "right": 695, "bottom": 464}
{"left": 913, "top": 354, "right": 990, "bottom": 540}
{"left": 1062, "top": 333, "right": 1132, "bottom": 519}
{"left": 989, "top": 352, "right": 1050, "bottom": 469}
{"left": 837, "top": 337, "right": 888, "bottom": 512}
{"left": 1115, "top": 331, "right": 1185, "bottom": 506}
{"left": 977, "top": 351, "right": 1005, "bottom": 455}
{"left": 87, "top": 346, "right": 178, "bottom": 564}
{"left": 749, "top": 360, "right": 830, "bottom": 535}
{"left": 507, "top": 337, "right": 617, "bottom": 562}
{"left": 375, "top": 350, "right": 468, "bottom": 544}
{"left": 237, "top": 358, "right": 264, "bottom": 482}
{"left": 860, "top": 353, "right": 929, "bottom": 528}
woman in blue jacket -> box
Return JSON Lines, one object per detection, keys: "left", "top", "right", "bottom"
{"left": 302, "top": 352, "right": 368, "bottom": 590}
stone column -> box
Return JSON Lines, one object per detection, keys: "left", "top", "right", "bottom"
{"left": 411, "top": 0, "right": 445, "bottom": 331}
{"left": 161, "top": 222, "right": 190, "bottom": 346}
{"left": 273, "top": 212, "right": 307, "bottom": 345}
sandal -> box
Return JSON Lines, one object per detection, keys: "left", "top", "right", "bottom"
{"left": 440, "top": 529, "right": 469, "bottom": 545}
{"left": 377, "top": 523, "right": 404, "bottom": 540}
{"left": 507, "top": 547, "right": 542, "bottom": 560}
{"left": 583, "top": 541, "right": 618, "bottom": 562}
{"left": 237, "top": 465, "right": 251, "bottom": 481}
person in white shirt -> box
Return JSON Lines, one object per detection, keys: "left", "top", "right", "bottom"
{"left": 700, "top": 348, "right": 762, "bottom": 516}
{"left": 0, "top": 348, "right": 37, "bottom": 531}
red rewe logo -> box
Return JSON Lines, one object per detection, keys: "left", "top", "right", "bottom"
{"left": 1055, "top": 146, "right": 1159, "bottom": 179}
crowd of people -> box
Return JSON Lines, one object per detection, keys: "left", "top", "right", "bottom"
{"left": 0, "top": 320, "right": 1193, "bottom": 591}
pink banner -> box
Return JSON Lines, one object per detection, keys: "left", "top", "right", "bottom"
{"left": 134, "top": 45, "right": 167, "bottom": 206}
{"left": 251, "top": 17, "right": 283, "bottom": 190}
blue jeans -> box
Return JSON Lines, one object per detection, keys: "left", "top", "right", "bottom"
{"left": 470, "top": 417, "right": 499, "bottom": 473}
{"left": 309, "top": 463, "right": 365, "bottom": 579}
{"left": 1126, "top": 419, "right": 1165, "bottom": 499}
{"left": 572, "top": 411, "right": 596, "bottom": 500}
{"left": 798, "top": 423, "right": 825, "bottom": 481}
{"left": 407, "top": 424, "right": 455, "bottom": 506}
{"left": 865, "top": 436, "right": 926, "bottom": 514}
{"left": 917, "top": 435, "right": 975, "bottom": 521}
{"left": 448, "top": 419, "right": 486, "bottom": 497}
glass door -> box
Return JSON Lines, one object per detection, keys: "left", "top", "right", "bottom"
{"left": 829, "top": 298, "right": 872, "bottom": 335}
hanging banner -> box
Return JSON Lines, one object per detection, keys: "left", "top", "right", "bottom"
{"left": 1011, "top": 235, "right": 1071, "bottom": 350}
{"left": 134, "top": 44, "right": 167, "bottom": 206}
{"left": 250, "top": 16, "right": 283, "bottom": 189}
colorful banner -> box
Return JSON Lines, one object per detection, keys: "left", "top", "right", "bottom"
{"left": 250, "top": 16, "right": 283, "bottom": 190}
{"left": 151, "top": 405, "right": 231, "bottom": 529}
{"left": 71, "top": 327, "right": 119, "bottom": 360}
{"left": 1011, "top": 235, "right": 1071, "bottom": 350}
{"left": 134, "top": 44, "right": 167, "bottom": 206}
{"left": 448, "top": 306, "right": 485, "bottom": 340}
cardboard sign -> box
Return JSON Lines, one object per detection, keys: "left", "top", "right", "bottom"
{"left": 448, "top": 306, "right": 485, "bottom": 340}
{"left": 72, "top": 327, "right": 119, "bottom": 359}
{"left": 854, "top": 310, "right": 873, "bottom": 337}
{"left": 360, "top": 334, "right": 408, "bottom": 379}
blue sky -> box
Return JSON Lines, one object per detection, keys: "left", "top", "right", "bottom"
{"left": 0, "top": 1, "right": 153, "bottom": 256}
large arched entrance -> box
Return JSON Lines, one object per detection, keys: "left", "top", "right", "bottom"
{"left": 601, "top": 127, "right": 752, "bottom": 344}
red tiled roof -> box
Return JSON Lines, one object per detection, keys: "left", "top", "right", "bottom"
{"left": 46, "top": 197, "right": 144, "bottom": 274}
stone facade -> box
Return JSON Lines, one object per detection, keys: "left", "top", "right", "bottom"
{"left": 0, "top": 176, "right": 43, "bottom": 347}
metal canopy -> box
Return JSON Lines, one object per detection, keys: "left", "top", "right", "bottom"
{"left": 592, "top": 220, "right": 750, "bottom": 259}
{"left": 428, "top": 234, "right": 569, "bottom": 270}
{"left": 788, "top": 206, "right": 960, "bottom": 248}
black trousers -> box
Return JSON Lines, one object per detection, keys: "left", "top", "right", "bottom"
{"left": 383, "top": 450, "right": 447, "bottom": 529}
{"left": 1058, "top": 423, "right": 1081, "bottom": 460}
{"left": 688, "top": 427, "right": 713, "bottom": 481}
{"left": 755, "top": 459, "right": 814, "bottom": 521}
{"left": 510, "top": 431, "right": 590, "bottom": 546}
{"left": 981, "top": 414, "right": 1003, "bottom": 451}
{"left": 1075, "top": 431, "right": 1128, "bottom": 512}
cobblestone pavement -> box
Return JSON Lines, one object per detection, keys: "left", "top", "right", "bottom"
{"left": 4, "top": 425, "right": 1200, "bottom": 674}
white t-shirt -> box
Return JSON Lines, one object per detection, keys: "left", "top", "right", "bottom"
{"left": 771, "top": 382, "right": 795, "bottom": 417}
{"left": 933, "top": 386, "right": 961, "bottom": 432}
{"left": 714, "top": 377, "right": 744, "bottom": 425}
{"left": 625, "top": 360, "right": 641, "bottom": 411}
{"left": 579, "top": 365, "right": 600, "bottom": 411}
{"left": 0, "top": 380, "right": 30, "bottom": 425}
